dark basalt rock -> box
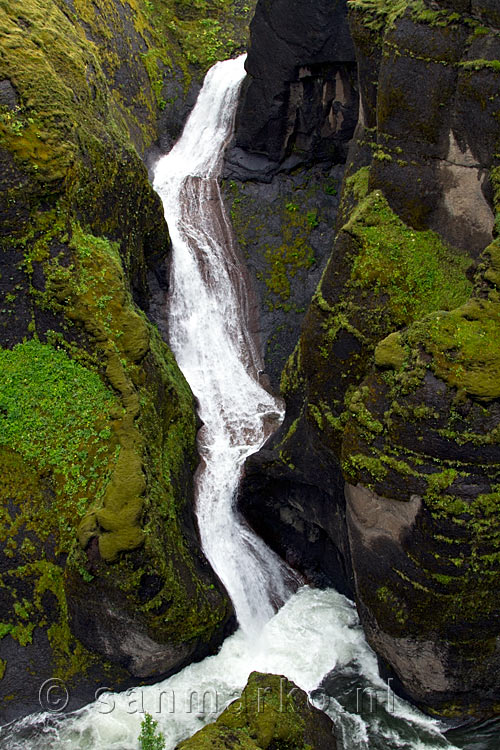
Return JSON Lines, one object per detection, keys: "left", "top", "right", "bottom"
{"left": 340, "top": 243, "right": 500, "bottom": 716}
{"left": 360, "top": 13, "right": 496, "bottom": 256}
{"left": 226, "top": 0, "right": 357, "bottom": 179}
{"left": 237, "top": 0, "right": 500, "bottom": 719}
{"left": 221, "top": 163, "right": 344, "bottom": 388}
{"left": 0, "top": 79, "right": 18, "bottom": 109}
{"left": 240, "top": 425, "right": 354, "bottom": 595}
{"left": 222, "top": 0, "right": 357, "bottom": 389}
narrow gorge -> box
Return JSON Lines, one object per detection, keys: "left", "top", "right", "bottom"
{"left": 0, "top": 1, "right": 500, "bottom": 750}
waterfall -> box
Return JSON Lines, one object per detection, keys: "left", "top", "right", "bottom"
{"left": 0, "top": 57, "right": 472, "bottom": 750}
{"left": 152, "top": 55, "right": 296, "bottom": 634}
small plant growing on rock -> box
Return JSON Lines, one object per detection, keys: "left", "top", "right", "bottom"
{"left": 139, "top": 713, "right": 165, "bottom": 750}
{"left": 306, "top": 210, "right": 319, "bottom": 228}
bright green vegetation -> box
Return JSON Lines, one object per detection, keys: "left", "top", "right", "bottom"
{"left": 461, "top": 59, "right": 500, "bottom": 73}
{"left": 173, "top": 17, "right": 239, "bottom": 71}
{"left": 348, "top": 0, "right": 467, "bottom": 32}
{"left": 139, "top": 713, "right": 166, "bottom": 750}
{"left": 407, "top": 298, "right": 500, "bottom": 401}
{"left": 347, "top": 190, "right": 472, "bottom": 326}
{"left": 0, "top": 0, "right": 244, "bottom": 717}
{"left": 340, "top": 241, "right": 500, "bottom": 660}
{"left": 279, "top": 174, "right": 473, "bottom": 456}
{"left": 374, "top": 331, "right": 406, "bottom": 369}
{"left": 177, "top": 672, "right": 328, "bottom": 750}
{"left": 371, "top": 239, "right": 500, "bottom": 402}
{"left": 38, "top": 221, "right": 225, "bottom": 640}
{"left": 0, "top": 220, "right": 228, "bottom": 688}
{"left": 139, "top": 0, "right": 256, "bottom": 74}
{"left": 262, "top": 210, "right": 317, "bottom": 301}
{"left": 0, "top": 339, "right": 119, "bottom": 547}
{"left": 348, "top": 0, "right": 419, "bottom": 30}
{"left": 345, "top": 166, "right": 370, "bottom": 203}
{"left": 44, "top": 223, "right": 152, "bottom": 562}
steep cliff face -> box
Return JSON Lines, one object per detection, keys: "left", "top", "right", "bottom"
{"left": 223, "top": 0, "right": 358, "bottom": 387}
{"left": 343, "top": 246, "right": 500, "bottom": 717}
{"left": 239, "top": 0, "right": 500, "bottom": 717}
{"left": 0, "top": 0, "right": 254, "bottom": 723}
{"left": 227, "top": 0, "right": 356, "bottom": 175}
{"left": 222, "top": 166, "right": 345, "bottom": 388}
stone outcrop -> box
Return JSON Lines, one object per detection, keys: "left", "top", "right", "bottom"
{"left": 222, "top": 0, "right": 358, "bottom": 387}
{"left": 238, "top": 0, "right": 500, "bottom": 718}
{"left": 226, "top": 0, "right": 356, "bottom": 178}
{"left": 176, "top": 671, "right": 337, "bottom": 750}
{"left": 0, "top": 0, "right": 255, "bottom": 724}
{"left": 343, "top": 242, "right": 500, "bottom": 716}
{"left": 222, "top": 165, "right": 345, "bottom": 387}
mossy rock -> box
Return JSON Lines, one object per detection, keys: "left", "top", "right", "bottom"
{"left": 281, "top": 179, "right": 472, "bottom": 459}
{"left": 222, "top": 166, "right": 343, "bottom": 388}
{"left": 176, "top": 672, "right": 336, "bottom": 750}
{"left": 238, "top": 173, "right": 474, "bottom": 600}
{"left": 341, "top": 244, "right": 500, "bottom": 717}
{"left": 0, "top": 0, "right": 252, "bottom": 723}
{"left": 0, "top": 226, "right": 234, "bottom": 720}
{"left": 239, "top": 2, "right": 500, "bottom": 720}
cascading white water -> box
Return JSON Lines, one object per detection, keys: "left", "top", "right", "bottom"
{"left": 152, "top": 54, "right": 296, "bottom": 633}
{"left": 0, "top": 56, "right": 475, "bottom": 750}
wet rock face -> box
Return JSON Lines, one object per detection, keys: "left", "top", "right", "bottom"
{"left": 222, "top": 0, "right": 357, "bottom": 390}
{"left": 338, "top": 3, "right": 500, "bottom": 716}
{"left": 342, "top": 254, "right": 500, "bottom": 714}
{"left": 240, "top": 432, "right": 354, "bottom": 595}
{"left": 226, "top": 0, "right": 357, "bottom": 179}
{"left": 0, "top": 79, "right": 18, "bottom": 109}
{"left": 238, "top": 0, "right": 500, "bottom": 719}
{"left": 221, "top": 164, "right": 344, "bottom": 389}
{"left": 359, "top": 11, "right": 497, "bottom": 256}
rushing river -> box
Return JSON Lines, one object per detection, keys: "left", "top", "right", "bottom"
{"left": 1, "top": 55, "right": 497, "bottom": 750}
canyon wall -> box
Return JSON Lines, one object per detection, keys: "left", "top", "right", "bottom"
{"left": 238, "top": 0, "right": 500, "bottom": 718}
{"left": 223, "top": 0, "right": 358, "bottom": 387}
{"left": 0, "top": 0, "right": 255, "bottom": 723}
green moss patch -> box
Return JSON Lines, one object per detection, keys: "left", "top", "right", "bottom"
{"left": 347, "top": 190, "right": 473, "bottom": 326}
{"left": 177, "top": 671, "right": 332, "bottom": 750}
{"left": 375, "top": 331, "right": 406, "bottom": 369}
{"left": 407, "top": 299, "right": 500, "bottom": 401}
{"left": 341, "top": 242, "right": 500, "bottom": 654}
{"left": 379, "top": 239, "right": 500, "bottom": 402}
{"left": 348, "top": 0, "right": 467, "bottom": 33}
{"left": 0, "top": 0, "right": 240, "bottom": 714}
{"left": 135, "top": 0, "right": 256, "bottom": 76}
{"left": 44, "top": 222, "right": 226, "bottom": 643}
{"left": 226, "top": 178, "right": 324, "bottom": 310}
{"left": 0, "top": 338, "right": 119, "bottom": 540}
{"left": 279, "top": 180, "right": 472, "bottom": 460}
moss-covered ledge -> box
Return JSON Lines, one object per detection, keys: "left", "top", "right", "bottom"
{"left": 341, "top": 241, "right": 500, "bottom": 718}
{"left": 280, "top": 176, "right": 472, "bottom": 460}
